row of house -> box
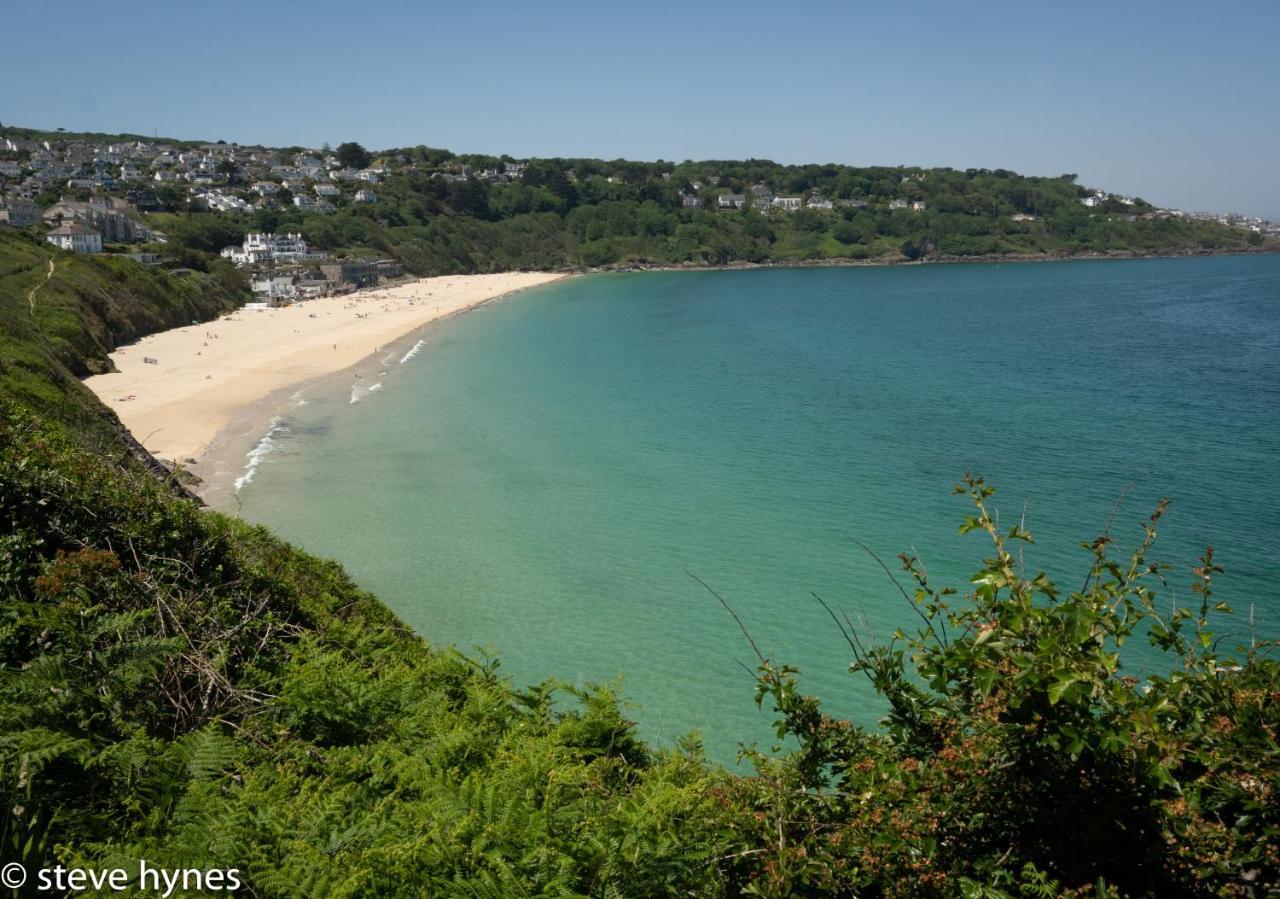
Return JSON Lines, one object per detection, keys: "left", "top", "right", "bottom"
{"left": 682, "top": 183, "right": 926, "bottom": 213}
{"left": 0, "top": 136, "right": 392, "bottom": 221}
{"left": 41, "top": 196, "right": 153, "bottom": 242}
{"left": 248, "top": 258, "right": 403, "bottom": 304}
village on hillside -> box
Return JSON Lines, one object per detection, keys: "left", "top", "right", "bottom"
{"left": 2, "top": 131, "right": 1276, "bottom": 306}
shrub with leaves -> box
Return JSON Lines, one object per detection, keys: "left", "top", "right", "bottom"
{"left": 721, "top": 475, "right": 1278, "bottom": 897}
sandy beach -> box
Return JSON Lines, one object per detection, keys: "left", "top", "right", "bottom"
{"left": 85, "top": 272, "right": 567, "bottom": 470}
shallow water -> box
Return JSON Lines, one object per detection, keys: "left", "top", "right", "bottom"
{"left": 233, "top": 256, "right": 1280, "bottom": 761}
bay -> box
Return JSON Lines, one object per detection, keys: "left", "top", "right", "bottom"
{"left": 233, "top": 256, "right": 1280, "bottom": 761}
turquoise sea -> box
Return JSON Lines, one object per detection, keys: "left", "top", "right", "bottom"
{"left": 233, "top": 256, "right": 1280, "bottom": 761}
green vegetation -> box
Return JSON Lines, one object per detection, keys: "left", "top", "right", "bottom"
{"left": 0, "top": 229, "right": 244, "bottom": 455}
{"left": 151, "top": 159, "right": 1259, "bottom": 276}
{"left": 1, "top": 168, "right": 1277, "bottom": 895}
{"left": 334, "top": 141, "right": 372, "bottom": 171}
{"left": 5, "top": 122, "right": 1261, "bottom": 277}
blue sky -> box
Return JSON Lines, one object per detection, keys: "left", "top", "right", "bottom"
{"left": 3, "top": 0, "right": 1277, "bottom": 218}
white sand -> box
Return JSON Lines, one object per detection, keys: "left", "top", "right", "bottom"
{"left": 85, "top": 272, "right": 567, "bottom": 464}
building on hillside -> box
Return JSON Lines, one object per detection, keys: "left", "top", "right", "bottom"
{"left": 374, "top": 258, "right": 402, "bottom": 279}
{"left": 46, "top": 222, "right": 102, "bottom": 253}
{"left": 806, "top": 195, "right": 834, "bottom": 210}
{"left": 682, "top": 194, "right": 702, "bottom": 208}
{"left": 911, "top": 200, "right": 928, "bottom": 211}
{"left": 43, "top": 198, "right": 141, "bottom": 242}
{"left": 355, "top": 189, "right": 377, "bottom": 203}
{"left": 314, "top": 183, "right": 341, "bottom": 198}
{"left": 222, "top": 232, "right": 311, "bottom": 266}
{"left": 0, "top": 200, "right": 40, "bottom": 228}
{"left": 772, "top": 196, "right": 802, "bottom": 211}
{"left": 751, "top": 186, "right": 775, "bottom": 210}
{"left": 320, "top": 260, "right": 378, "bottom": 288}
{"left": 126, "top": 189, "right": 162, "bottom": 212}
{"left": 717, "top": 193, "right": 746, "bottom": 209}
{"left": 249, "top": 275, "right": 297, "bottom": 304}
{"left": 357, "top": 169, "right": 380, "bottom": 184}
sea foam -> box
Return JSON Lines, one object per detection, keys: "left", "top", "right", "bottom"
{"left": 234, "top": 418, "right": 288, "bottom": 492}
{"left": 400, "top": 339, "right": 425, "bottom": 364}
{"left": 350, "top": 382, "right": 383, "bottom": 404}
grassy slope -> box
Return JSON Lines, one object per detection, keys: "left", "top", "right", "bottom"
{"left": 0, "top": 229, "right": 246, "bottom": 459}
{"left": 0, "top": 228, "right": 735, "bottom": 895}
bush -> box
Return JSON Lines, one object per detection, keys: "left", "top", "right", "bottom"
{"left": 722, "top": 475, "right": 1279, "bottom": 896}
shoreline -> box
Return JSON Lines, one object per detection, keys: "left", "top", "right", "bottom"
{"left": 88, "top": 247, "right": 1275, "bottom": 504}
{"left": 84, "top": 272, "right": 569, "bottom": 490}
{"left": 584, "top": 245, "right": 1279, "bottom": 275}
{"left": 192, "top": 320, "right": 452, "bottom": 505}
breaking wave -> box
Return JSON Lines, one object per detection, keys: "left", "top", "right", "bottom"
{"left": 350, "top": 381, "right": 383, "bottom": 404}
{"left": 400, "top": 339, "right": 425, "bottom": 364}
{"left": 234, "top": 418, "right": 288, "bottom": 492}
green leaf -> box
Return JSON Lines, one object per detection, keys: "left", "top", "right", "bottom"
{"left": 1048, "top": 673, "right": 1081, "bottom": 705}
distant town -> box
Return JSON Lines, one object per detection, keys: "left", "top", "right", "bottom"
{"left": 2, "top": 127, "right": 1275, "bottom": 305}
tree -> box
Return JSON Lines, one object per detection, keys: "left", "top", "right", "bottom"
{"left": 215, "top": 159, "right": 239, "bottom": 184}
{"left": 335, "top": 142, "right": 372, "bottom": 170}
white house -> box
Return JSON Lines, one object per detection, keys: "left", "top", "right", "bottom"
{"left": 356, "top": 169, "right": 380, "bottom": 184}
{"left": 46, "top": 222, "right": 102, "bottom": 253}
{"left": 250, "top": 275, "right": 297, "bottom": 303}
{"left": 806, "top": 195, "right": 834, "bottom": 210}
{"left": 717, "top": 193, "right": 746, "bottom": 209}
{"left": 221, "top": 232, "right": 311, "bottom": 266}
{"left": 355, "top": 189, "right": 377, "bottom": 203}
{"left": 772, "top": 196, "right": 802, "bottom": 211}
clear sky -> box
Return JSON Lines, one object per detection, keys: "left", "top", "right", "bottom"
{"left": 3, "top": 0, "right": 1277, "bottom": 218}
